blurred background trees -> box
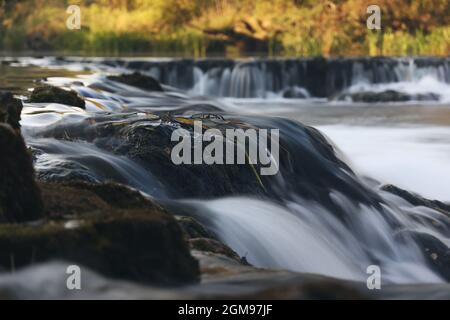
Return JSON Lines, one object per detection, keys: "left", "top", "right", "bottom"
{"left": 0, "top": 0, "right": 449, "bottom": 56}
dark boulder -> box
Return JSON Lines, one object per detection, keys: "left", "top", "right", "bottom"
{"left": 0, "top": 124, "right": 44, "bottom": 223}
{"left": 36, "top": 112, "right": 382, "bottom": 214}
{"left": 0, "top": 91, "right": 23, "bottom": 130}
{"left": 282, "top": 86, "right": 308, "bottom": 99}
{"left": 0, "top": 181, "right": 199, "bottom": 285}
{"left": 107, "top": 72, "right": 164, "bottom": 92}
{"left": 336, "top": 90, "right": 440, "bottom": 103}
{"left": 30, "top": 86, "right": 85, "bottom": 109}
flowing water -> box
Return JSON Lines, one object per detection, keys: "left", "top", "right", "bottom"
{"left": 2, "top": 57, "right": 450, "bottom": 291}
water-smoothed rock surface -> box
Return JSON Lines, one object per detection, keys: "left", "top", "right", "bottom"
{"left": 335, "top": 90, "right": 440, "bottom": 103}
{"left": 33, "top": 110, "right": 380, "bottom": 213}
{"left": 381, "top": 184, "right": 450, "bottom": 281}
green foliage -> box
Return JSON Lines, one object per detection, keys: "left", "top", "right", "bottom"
{"left": 0, "top": 0, "right": 449, "bottom": 56}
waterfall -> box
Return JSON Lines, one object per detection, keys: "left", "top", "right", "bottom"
{"left": 182, "top": 195, "right": 445, "bottom": 284}
{"left": 115, "top": 57, "right": 450, "bottom": 99}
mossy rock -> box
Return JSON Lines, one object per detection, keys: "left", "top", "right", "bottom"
{"left": 0, "top": 91, "right": 23, "bottom": 129}
{"left": 0, "top": 181, "right": 199, "bottom": 285}
{"left": 107, "top": 72, "right": 163, "bottom": 92}
{"left": 0, "top": 124, "right": 44, "bottom": 223}
{"left": 36, "top": 113, "right": 268, "bottom": 198}
{"left": 39, "top": 181, "right": 163, "bottom": 219}
{"left": 0, "top": 210, "right": 198, "bottom": 285}
{"left": 29, "top": 86, "right": 85, "bottom": 109}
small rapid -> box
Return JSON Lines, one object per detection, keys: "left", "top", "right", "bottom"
{"left": 181, "top": 187, "right": 450, "bottom": 284}
{"left": 28, "top": 138, "right": 166, "bottom": 198}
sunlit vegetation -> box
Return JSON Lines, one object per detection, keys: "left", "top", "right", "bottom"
{"left": 1, "top": 0, "right": 449, "bottom": 56}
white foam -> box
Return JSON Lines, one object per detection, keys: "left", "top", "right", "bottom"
{"left": 320, "top": 125, "right": 450, "bottom": 201}
{"left": 347, "top": 76, "right": 450, "bottom": 102}
{"left": 187, "top": 196, "right": 444, "bottom": 284}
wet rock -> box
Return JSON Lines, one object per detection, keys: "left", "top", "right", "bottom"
{"left": 0, "top": 59, "right": 19, "bottom": 66}
{"left": 0, "top": 91, "right": 23, "bottom": 129}
{"left": 189, "top": 238, "right": 242, "bottom": 262}
{"left": 94, "top": 115, "right": 268, "bottom": 198}
{"left": 107, "top": 72, "right": 163, "bottom": 92}
{"left": 176, "top": 216, "right": 247, "bottom": 264}
{"left": 36, "top": 112, "right": 382, "bottom": 213}
{"left": 176, "top": 216, "right": 217, "bottom": 240}
{"left": 336, "top": 90, "right": 440, "bottom": 103}
{"left": 397, "top": 231, "right": 450, "bottom": 281}
{"left": 29, "top": 86, "right": 85, "bottom": 109}
{"left": 381, "top": 184, "right": 450, "bottom": 216}
{"left": 0, "top": 124, "right": 44, "bottom": 223}
{"left": 36, "top": 160, "right": 101, "bottom": 184}
{"left": 67, "top": 181, "right": 162, "bottom": 211}
{"left": 40, "top": 181, "right": 167, "bottom": 219}
{"left": 383, "top": 185, "right": 450, "bottom": 280}
{"left": 0, "top": 181, "right": 199, "bottom": 285}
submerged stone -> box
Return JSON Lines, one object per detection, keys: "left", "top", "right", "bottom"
{"left": 336, "top": 90, "right": 440, "bottom": 103}
{"left": 384, "top": 184, "right": 450, "bottom": 280}
{"left": 397, "top": 231, "right": 450, "bottom": 281}
{"left": 0, "top": 91, "right": 23, "bottom": 129}
{"left": 0, "top": 124, "right": 44, "bottom": 223}
{"left": 282, "top": 86, "right": 308, "bottom": 99}
{"left": 29, "top": 86, "right": 85, "bottom": 109}
{"left": 107, "top": 72, "right": 164, "bottom": 92}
